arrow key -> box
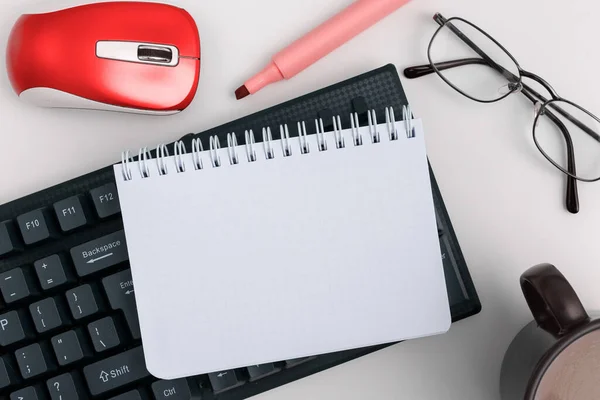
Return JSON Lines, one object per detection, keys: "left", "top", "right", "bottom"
{"left": 66, "top": 284, "right": 100, "bottom": 320}
{"left": 247, "top": 363, "right": 280, "bottom": 381}
{"left": 208, "top": 370, "right": 245, "bottom": 394}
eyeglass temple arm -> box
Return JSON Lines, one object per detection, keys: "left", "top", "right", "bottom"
{"left": 404, "top": 59, "right": 579, "bottom": 213}
{"left": 520, "top": 88, "right": 580, "bottom": 214}
{"left": 433, "top": 13, "right": 511, "bottom": 80}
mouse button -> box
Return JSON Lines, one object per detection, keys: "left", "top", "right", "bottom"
{"left": 138, "top": 46, "right": 173, "bottom": 64}
{"left": 96, "top": 41, "right": 179, "bottom": 67}
{"left": 169, "top": 10, "right": 200, "bottom": 59}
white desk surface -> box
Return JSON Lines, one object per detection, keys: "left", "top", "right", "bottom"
{"left": 2, "top": 0, "right": 599, "bottom": 399}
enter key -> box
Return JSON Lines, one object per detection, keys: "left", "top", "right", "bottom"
{"left": 102, "top": 270, "right": 141, "bottom": 340}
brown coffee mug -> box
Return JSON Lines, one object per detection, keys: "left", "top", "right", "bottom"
{"left": 500, "top": 263, "right": 600, "bottom": 400}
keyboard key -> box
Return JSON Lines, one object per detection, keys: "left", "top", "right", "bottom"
{"left": 109, "top": 390, "right": 142, "bottom": 400}
{"left": 88, "top": 317, "right": 120, "bottom": 352}
{"left": 208, "top": 370, "right": 244, "bottom": 394}
{"left": 47, "top": 373, "right": 83, "bottom": 400}
{"left": 0, "top": 269, "right": 32, "bottom": 304}
{"left": 51, "top": 330, "right": 85, "bottom": 366}
{"left": 0, "top": 220, "right": 21, "bottom": 256}
{"left": 103, "top": 270, "right": 140, "bottom": 339}
{"left": 53, "top": 196, "right": 88, "bottom": 232}
{"left": 285, "top": 357, "right": 316, "bottom": 368}
{"left": 152, "top": 379, "right": 192, "bottom": 399}
{"left": 29, "top": 298, "right": 65, "bottom": 333}
{"left": 70, "top": 230, "right": 128, "bottom": 277}
{"left": 15, "top": 343, "right": 53, "bottom": 379}
{"left": 66, "top": 284, "right": 99, "bottom": 320}
{"left": 83, "top": 346, "right": 149, "bottom": 396}
{"left": 10, "top": 386, "right": 43, "bottom": 400}
{"left": 0, "top": 356, "right": 18, "bottom": 390}
{"left": 90, "top": 183, "right": 121, "bottom": 218}
{"left": 34, "top": 255, "right": 68, "bottom": 290}
{"left": 247, "top": 363, "right": 280, "bottom": 381}
{"left": 16, "top": 209, "right": 55, "bottom": 245}
{"left": 0, "top": 310, "right": 30, "bottom": 346}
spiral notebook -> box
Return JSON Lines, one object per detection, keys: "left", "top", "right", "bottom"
{"left": 115, "top": 103, "right": 451, "bottom": 378}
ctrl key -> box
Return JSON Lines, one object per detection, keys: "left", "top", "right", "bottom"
{"left": 152, "top": 379, "right": 193, "bottom": 399}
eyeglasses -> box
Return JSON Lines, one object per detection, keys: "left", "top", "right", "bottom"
{"left": 404, "top": 13, "right": 600, "bottom": 214}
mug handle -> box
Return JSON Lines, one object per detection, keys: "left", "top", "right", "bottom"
{"left": 520, "top": 263, "right": 590, "bottom": 338}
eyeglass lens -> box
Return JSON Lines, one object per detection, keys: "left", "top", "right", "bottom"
{"left": 428, "top": 19, "right": 520, "bottom": 102}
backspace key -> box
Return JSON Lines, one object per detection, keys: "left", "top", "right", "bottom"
{"left": 70, "top": 231, "right": 128, "bottom": 277}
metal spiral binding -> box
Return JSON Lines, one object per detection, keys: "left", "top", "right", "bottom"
{"left": 227, "top": 133, "right": 239, "bottom": 165}
{"left": 280, "top": 125, "right": 292, "bottom": 157}
{"left": 262, "top": 127, "right": 274, "bottom": 159}
{"left": 333, "top": 115, "right": 344, "bottom": 149}
{"left": 209, "top": 136, "right": 221, "bottom": 168}
{"left": 386, "top": 107, "right": 398, "bottom": 141}
{"left": 138, "top": 147, "right": 151, "bottom": 178}
{"left": 368, "top": 110, "right": 380, "bottom": 143}
{"left": 403, "top": 105, "right": 415, "bottom": 139}
{"left": 245, "top": 130, "right": 257, "bottom": 162}
{"left": 120, "top": 106, "right": 417, "bottom": 181}
{"left": 191, "top": 138, "right": 204, "bottom": 170}
{"left": 350, "top": 112, "right": 363, "bottom": 146}
{"left": 121, "top": 151, "right": 133, "bottom": 181}
{"left": 174, "top": 142, "right": 186, "bottom": 173}
{"left": 315, "top": 119, "right": 327, "bottom": 151}
{"left": 298, "top": 121, "right": 309, "bottom": 154}
{"left": 156, "top": 144, "right": 170, "bottom": 176}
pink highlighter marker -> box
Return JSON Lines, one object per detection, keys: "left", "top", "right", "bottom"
{"left": 235, "top": 0, "right": 413, "bottom": 100}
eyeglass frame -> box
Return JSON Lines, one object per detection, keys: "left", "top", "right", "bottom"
{"left": 404, "top": 13, "right": 600, "bottom": 214}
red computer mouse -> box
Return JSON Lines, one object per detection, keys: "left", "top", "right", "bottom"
{"left": 6, "top": 2, "right": 201, "bottom": 115}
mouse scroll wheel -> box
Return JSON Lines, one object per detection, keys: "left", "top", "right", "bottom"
{"left": 138, "top": 46, "right": 173, "bottom": 63}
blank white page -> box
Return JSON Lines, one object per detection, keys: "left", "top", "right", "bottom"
{"left": 114, "top": 119, "right": 450, "bottom": 379}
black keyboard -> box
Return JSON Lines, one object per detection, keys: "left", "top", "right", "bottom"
{"left": 0, "top": 65, "right": 480, "bottom": 399}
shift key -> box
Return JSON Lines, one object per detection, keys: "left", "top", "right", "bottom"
{"left": 71, "top": 231, "right": 128, "bottom": 277}
{"left": 83, "top": 347, "right": 149, "bottom": 396}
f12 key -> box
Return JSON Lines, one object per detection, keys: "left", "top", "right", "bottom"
{"left": 90, "top": 183, "right": 121, "bottom": 219}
